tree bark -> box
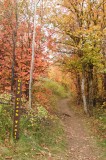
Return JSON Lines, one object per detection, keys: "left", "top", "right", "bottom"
{"left": 81, "top": 66, "right": 88, "bottom": 114}
{"left": 88, "top": 63, "right": 93, "bottom": 116}
{"left": 29, "top": 0, "right": 37, "bottom": 109}
{"left": 93, "top": 70, "right": 98, "bottom": 107}
{"left": 76, "top": 73, "right": 81, "bottom": 105}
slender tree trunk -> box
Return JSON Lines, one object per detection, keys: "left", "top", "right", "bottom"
{"left": 103, "top": 74, "right": 106, "bottom": 91}
{"left": 88, "top": 63, "right": 93, "bottom": 116}
{"left": 93, "top": 69, "right": 98, "bottom": 106}
{"left": 76, "top": 73, "right": 81, "bottom": 105}
{"left": 102, "top": 36, "right": 106, "bottom": 99}
{"left": 86, "top": 74, "right": 89, "bottom": 105}
{"left": 29, "top": 0, "right": 37, "bottom": 109}
{"left": 81, "top": 66, "right": 88, "bottom": 114}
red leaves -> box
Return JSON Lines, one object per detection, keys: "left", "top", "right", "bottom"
{"left": 34, "top": 89, "right": 52, "bottom": 112}
{"left": 0, "top": 26, "right": 49, "bottom": 94}
{"left": 0, "top": 1, "right": 54, "bottom": 94}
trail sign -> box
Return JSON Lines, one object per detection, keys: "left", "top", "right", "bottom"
{"left": 13, "top": 79, "right": 22, "bottom": 140}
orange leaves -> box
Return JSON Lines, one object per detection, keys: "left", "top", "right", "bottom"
{"left": 35, "top": 91, "right": 49, "bottom": 110}
{"left": 34, "top": 87, "right": 53, "bottom": 112}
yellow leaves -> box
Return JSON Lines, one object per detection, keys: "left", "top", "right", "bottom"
{"left": 103, "top": 27, "right": 106, "bottom": 35}
{"left": 54, "top": 13, "right": 73, "bottom": 25}
{"left": 63, "top": 0, "right": 71, "bottom": 7}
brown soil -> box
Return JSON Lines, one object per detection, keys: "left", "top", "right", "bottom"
{"left": 56, "top": 99, "right": 104, "bottom": 160}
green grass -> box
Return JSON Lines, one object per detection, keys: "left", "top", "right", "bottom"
{"left": 34, "top": 78, "right": 69, "bottom": 98}
{"left": 91, "top": 106, "right": 106, "bottom": 159}
{"left": 0, "top": 104, "right": 66, "bottom": 160}
{"left": 0, "top": 119, "right": 66, "bottom": 160}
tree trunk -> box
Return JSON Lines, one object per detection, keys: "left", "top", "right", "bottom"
{"left": 93, "top": 69, "right": 98, "bottom": 106}
{"left": 81, "top": 67, "right": 88, "bottom": 114}
{"left": 29, "top": 0, "right": 37, "bottom": 109}
{"left": 88, "top": 63, "right": 93, "bottom": 116}
{"left": 86, "top": 74, "right": 89, "bottom": 106}
{"left": 76, "top": 73, "right": 81, "bottom": 105}
{"left": 103, "top": 74, "right": 106, "bottom": 92}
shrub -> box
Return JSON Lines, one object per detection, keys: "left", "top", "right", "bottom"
{"left": 0, "top": 104, "right": 13, "bottom": 140}
{"left": 19, "top": 104, "right": 64, "bottom": 147}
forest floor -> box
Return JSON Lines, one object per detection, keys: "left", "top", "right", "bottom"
{"left": 56, "top": 98, "right": 105, "bottom": 160}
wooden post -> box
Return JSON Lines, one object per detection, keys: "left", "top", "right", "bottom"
{"left": 13, "top": 79, "right": 22, "bottom": 140}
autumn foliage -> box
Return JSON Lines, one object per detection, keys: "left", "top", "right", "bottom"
{"left": 0, "top": 0, "right": 53, "bottom": 97}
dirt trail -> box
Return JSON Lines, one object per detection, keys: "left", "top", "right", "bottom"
{"left": 57, "top": 99, "right": 104, "bottom": 160}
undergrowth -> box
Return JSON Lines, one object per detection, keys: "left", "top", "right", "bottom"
{"left": 93, "top": 103, "right": 106, "bottom": 148}
{"left": 0, "top": 79, "right": 68, "bottom": 159}
{"left": 0, "top": 103, "right": 66, "bottom": 159}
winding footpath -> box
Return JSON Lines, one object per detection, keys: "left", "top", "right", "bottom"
{"left": 57, "top": 99, "right": 104, "bottom": 160}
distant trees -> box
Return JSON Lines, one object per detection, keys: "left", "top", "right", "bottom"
{"left": 51, "top": 0, "right": 106, "bottom": 115}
